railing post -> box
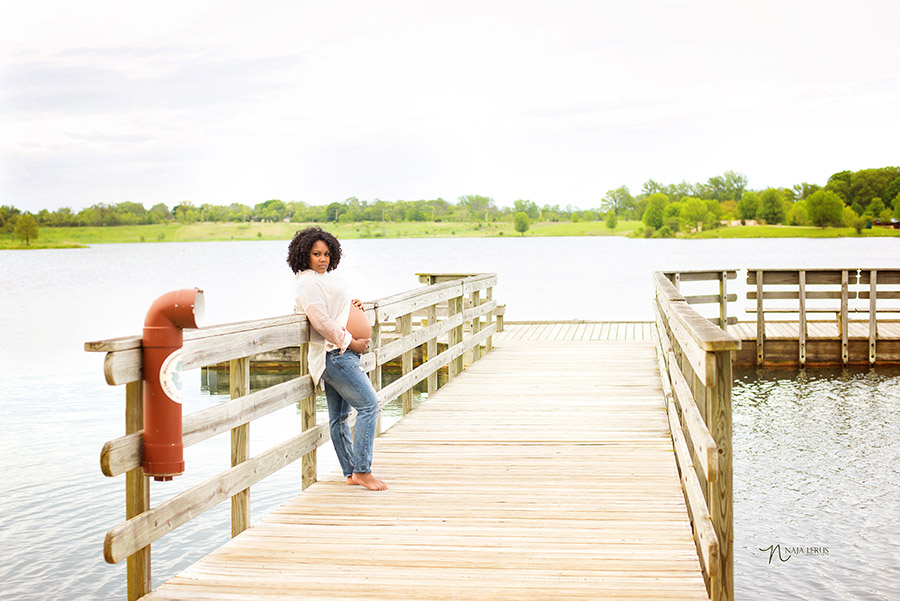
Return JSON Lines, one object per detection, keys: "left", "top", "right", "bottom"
{"left": 756, "top": 270, "right": 764, "bottom": 366}
{"left": 841, "top": 270, "right": 849, "bottom": 365}
{"left": 426, "top": 304, "right": 438, "bottom": 395}
{"left": 799, "top": 270, "right": 807, "bottom": 366}
{"left": 370, "top": 319, "right": 383, "bottom": 435}
{"left": 299, "top": 341, "right": 317, "bottom": 490}
{"left": 470, "top": 289, "right": 482, "bottom": 361}
{"left": 708, "top": 350, "right": 734, "bottom": 601}
{"left": 400, "top": 313, "right": 413, "bottom": 415}
{"left": 718, "top": 271, "right": 727, "bottom": 329}
{"left": 448, "top": 294, "right": 463, "bottom": 381}
{"left": 869, "top": 270, "right": 877, "bottom": 365}
{"left": 125, "top": 380, "right": 151, "bottom": 601}
{"left": 230, "top": 357, "right": 250, "bottom": 537}
{"left": 485, "top": 286, "right": 494, "bottom": 352}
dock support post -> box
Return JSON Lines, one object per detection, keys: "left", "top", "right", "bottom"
{"left": 869, "top": 270, "right": 877, "bottom": 365}
{"left": 756, "top": 270, "right": 764, "bottom": 366}
{"left": 799, "top": 271, "right": 807, "bottom": 366}
{"left": 709, "top": 350, "right": 734, "bottom": 601}
{"left": 125, "top": 380, "right": 151, "bottom": 601}
{"left": 300, "top": 342, "right": 317, "bottom": 490}
{"left": 230, "top": 357, "right": 250, "bottom": 537}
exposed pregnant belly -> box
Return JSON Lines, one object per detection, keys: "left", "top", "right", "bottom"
{"left": 346, "top": 304, "right": 371, "bottom": 339}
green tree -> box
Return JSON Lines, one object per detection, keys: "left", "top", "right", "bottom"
{"left": 601, "top": 186, "right": 634, "bottom": 215}
{"left": 793, "top": 182, "right": 821, "bottom": 199}
{"left": 14, "top": 213, "right": 39, "bottom": 245}
{"left": 842, "top": 206, "right": 862, "bottom": 231}
{"left": 757, "top": 189, "right": 786, "bottom": 224}
{"left": 865, "top": 197, "right": 885, "bottom": 217}
{"left": 173, "top": 202, "right": 199, "bottom": 224}
{"left": 405, "top": 204, "right": 428, "bottom": 221}
{"left": 737, "top": 191, "right": 759, "bottom": 220}
{"left": 653, "top": 225, "right": 675, "bottom": 238}
{"left": 704, "top": 170, "right": 747, "bottom": 201}
{"left": 458, "top": 195, "right": 497, "bottom": 221}
{"left": 324, "top": 202, "right": 344, "bottom": 222}
{"left": 787, "top": 201, "right": 809, "bottom": 226}
{"left": 605, "top": 210, "right": 617, "bottom": 231}
{"left": 850, "top": 167, "right": 900, "bottom": 209}
{"left": 680, "top": 197, "right": 710, "bottom": 231}
{"left": 805, "top": 190, "right": 844, "bottom": 227}
{"left": 641, "top": 193, "right": 668, "bottom": 229}
{"left": 513, "top": 212, "right": 531, "bottom": 236}
{"left": 884, "top": 177, "right": 900, "bottom": 209}
{"left": 255, "top": 199, "right": 288, "bottom": 222}
{"left": 0, "top": 205, "right": 20, "bottom": 233}
{"left": 513, "top": 199, "right": 539, "bottom": 220}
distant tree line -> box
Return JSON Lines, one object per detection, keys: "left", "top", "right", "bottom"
{"left": 603, "top": 167, "right": 900, "bottom": 238}
{"left": 0, "top": 194, "right": 608, "bottom": 232}
{"left": 2, "top": 167, "right": 898, "bottom": 239}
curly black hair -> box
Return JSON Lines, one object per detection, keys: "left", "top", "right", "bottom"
{"left": 287, "top": 226, "right": 342, "bottom": 274}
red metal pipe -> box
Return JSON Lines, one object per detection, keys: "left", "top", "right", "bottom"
{"left": 141, "top": 288, "right": 204, "bottom": 481}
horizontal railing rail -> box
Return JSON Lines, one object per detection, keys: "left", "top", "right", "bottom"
{"left": 86, "top": 273, "right": 498, "bottom": 600}
{"left": 747, "top": 268, "right": 900, "bottom": 365}
{"left": 653, "top": 271, "right": 741, "bottom": 601}
{"left": 663, "top": 270, "right": 738, "bottom": 329}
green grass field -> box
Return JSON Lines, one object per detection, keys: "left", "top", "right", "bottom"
{"left": 0, "top": 219, "right": 640, "bottom": 249}
{"left": 2, "top": 219, "right": 898, "bottom": 249}
{"left": 685, "top": 224, "right": 900, "bottom": 239}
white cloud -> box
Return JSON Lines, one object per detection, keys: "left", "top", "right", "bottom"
{"left": 2, "top": 0, "right": 899, "bottom": 212}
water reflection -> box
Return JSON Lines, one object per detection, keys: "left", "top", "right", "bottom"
{"left": 733, "top": 366, "right": 900, "bottom": 600}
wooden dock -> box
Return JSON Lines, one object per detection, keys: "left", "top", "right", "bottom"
{"left": 88, "top": 268, "right": 900, "bottom": 600}
{"left": 143, "top": 339, "right": 708, "bottom": 601}
{"left": 89, "top": 274, "right": 737, "bottom": 601}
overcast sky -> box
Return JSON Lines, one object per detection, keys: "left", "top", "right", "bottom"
{"left": 2, "top": 0, "right": 898, "bottom": 213}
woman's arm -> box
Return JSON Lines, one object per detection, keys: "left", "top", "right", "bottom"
{"left": 305, "top": 303, "right": 353, "bottom": 351}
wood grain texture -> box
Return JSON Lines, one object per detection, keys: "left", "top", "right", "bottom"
{"left": 142, "top": 340, "right": 708, "bottom": 601}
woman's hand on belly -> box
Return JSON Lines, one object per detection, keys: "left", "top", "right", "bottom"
{"left": 349, "top": 337, "right": 371, "bottom": 353}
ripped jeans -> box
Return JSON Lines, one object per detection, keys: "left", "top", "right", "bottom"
{"left": 320, "top": 349, "right": 381, "bottom": 477}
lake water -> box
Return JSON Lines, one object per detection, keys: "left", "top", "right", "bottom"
{"left": 1, "top": 236, "right": 899, "bottom": 600}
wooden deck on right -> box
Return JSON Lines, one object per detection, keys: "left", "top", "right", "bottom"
{"left": 727, "top": 320, "right": 900, "bottom": 366}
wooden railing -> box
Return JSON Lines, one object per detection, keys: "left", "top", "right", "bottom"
{"left": 747, "top": 268, "right": 900, "bottom": 365}
{"left": 653, "top": 271, "right": 741, "bottom": 601}
{"left": 85, "top": 273, "right": 498, "bottom": 601}
{"left": 663, "top": 270, "right": 737, "bottom": 328}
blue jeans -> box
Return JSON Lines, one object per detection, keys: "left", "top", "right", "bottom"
{"left": 321, "top": 349, "right": 381, "bottom": 477}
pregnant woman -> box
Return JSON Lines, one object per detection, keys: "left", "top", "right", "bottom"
{"left": 287, "top": 227, "right": 387, "bottom": 491}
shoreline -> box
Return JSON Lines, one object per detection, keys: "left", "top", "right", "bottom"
{"left": 2, "top": 220, "right": 899, "bottom": 249}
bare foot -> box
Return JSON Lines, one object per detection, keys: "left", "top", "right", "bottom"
{"left": 347, "top": 476, "right": 356, "bottom": 485}
{"left": 350, "top": 472, "right": 388, "bottom": 490}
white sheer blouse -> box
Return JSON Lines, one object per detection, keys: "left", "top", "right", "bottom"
{"left": 293, "top": 269, "right": 353, "bottom": 385}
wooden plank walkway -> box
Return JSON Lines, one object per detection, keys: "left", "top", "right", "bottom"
{"left": 496, "top": 321, "right": 656, "bottom": 342}
{"left": 146, "top": 339, "right": 708, "bottom": 600}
